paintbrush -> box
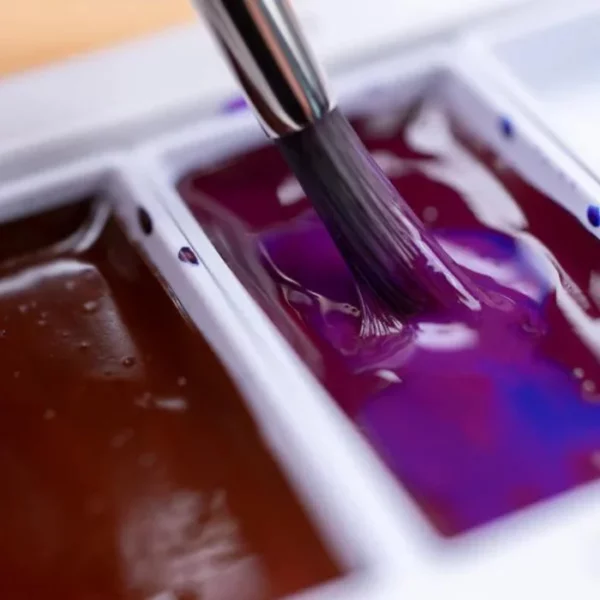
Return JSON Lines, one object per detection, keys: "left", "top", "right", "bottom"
{"left": 194, "top": 0, "right": 480, "bottom": 319}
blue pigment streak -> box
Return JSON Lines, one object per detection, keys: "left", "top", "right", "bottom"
{"left": 500, "top": 115, "right": 514, "bottom": 138}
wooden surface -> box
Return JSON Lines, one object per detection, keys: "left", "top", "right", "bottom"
{"left": 0, "top": 0, "right": 196, "bottom": 77}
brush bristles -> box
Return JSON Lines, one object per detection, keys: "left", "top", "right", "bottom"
{"left": 276, "top": 108, "right": 480, "bottom": 321}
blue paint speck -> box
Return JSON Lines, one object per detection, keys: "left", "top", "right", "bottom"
{"left": 587, "top": 205, "right": 600, "bottom": 227}
{"left": 500, "top": 116, "right": 514, "bottom": 139}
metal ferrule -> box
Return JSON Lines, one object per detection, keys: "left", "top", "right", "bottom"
{"left": 195, "top": 0, "right": 335, "bottom": 137}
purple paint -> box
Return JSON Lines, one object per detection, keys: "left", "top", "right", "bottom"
{"left": 178, "top": 100, "right": 600, "bottom": 535}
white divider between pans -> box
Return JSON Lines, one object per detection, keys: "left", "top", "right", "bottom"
{"left": 120, "top": 159, "right": 422, "bottom": 599}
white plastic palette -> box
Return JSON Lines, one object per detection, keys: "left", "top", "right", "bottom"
{"left": 464, "top": 0, "right": 600, "bottom": 182}
{"left": 3, "top": 1, "right": 600, "bottom": 598}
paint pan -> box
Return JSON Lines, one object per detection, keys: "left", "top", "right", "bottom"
{"left": 0, "top": 157, "right": 402, "bottom": 599}
{"left": 141, "top": 43, "right": 600, "bottom": 596}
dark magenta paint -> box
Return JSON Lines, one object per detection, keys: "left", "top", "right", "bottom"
{"left": 179, "top": 101, "right": 600, "bottom": 535}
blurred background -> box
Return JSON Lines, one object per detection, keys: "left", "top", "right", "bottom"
{"left": 0, "top": 0, "right": 533, "bottom": 176}
{"left": 0, "top": 0, "right": 530, "bottom": 77}
{"left": 0, "top": 0, "right": 195, "bottom": 76}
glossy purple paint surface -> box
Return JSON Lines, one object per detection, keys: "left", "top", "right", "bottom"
{"left": 178, "top": 101, "right": 600, "bottom": 535}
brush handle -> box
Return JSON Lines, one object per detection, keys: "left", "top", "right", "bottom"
{"left": 193, "top": 0, "right": 334, "bottom": 137}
